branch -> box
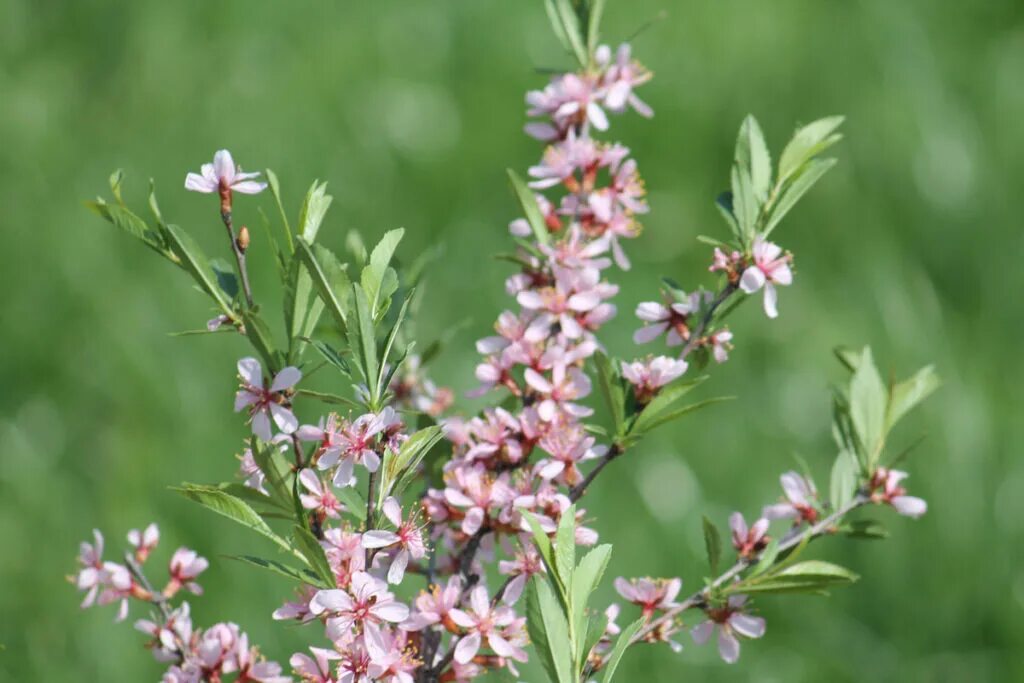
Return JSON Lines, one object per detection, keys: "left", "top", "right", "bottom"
{"left": 220, "top": 209, "right": 255, "bottom": 309}
{"left": 630, "top": 493, "right": 870, "bottom": 646}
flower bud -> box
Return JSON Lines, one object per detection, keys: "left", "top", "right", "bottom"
{"left": 237, "top": 226, "right": 250, "bottom": 252}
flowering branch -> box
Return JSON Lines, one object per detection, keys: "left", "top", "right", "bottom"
{"left": 75, "top": 2, "right": 938, "bottom": 682}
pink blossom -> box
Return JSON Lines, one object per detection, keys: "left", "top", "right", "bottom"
{"left": 127, "top": 523, "right": 160, "bottom": 563}
{"left": 361, "top": 497, "right": 427, "bottom": 584}
{"left": 739, "top": 236, "right": 793, "bottom": 319}
{"left": 523, "top": 362, "right": 593, "bottom": 422}
{"left": 632, "top": 300, "right": 695, "bottom": 346}
{"left": 136, "top": 602, "right": 193, "bottom": 663}
{"left": 871, "top": 468, "right": 927, "bottom": 518}
{"left": 709, "top": 247, "right": 741, "bottom": 274}
{"left": 290, "top": 647, "right": 340, "bottom": 683}
{"left": 597, "top": 43, "right": 654, "bottom": 118}
{"left": 690, "top": 595, "right": 766, "bottom": 664}
{"left": 310, "top": 571, "right": 409, "bottom": 635}
{"left": 403, "top": 575, "right": 462, "bottom": 631}
{"left": 613, "top": 577, "right": 682, "bottom": 618}
{"left": 234, "top": 357, "right": 301, "bottom": 441}
{"left": 762, "top": 471, "right": 820, "bottom": 524}
{"left": 621, "top": 356, "right": 688, "bottom": 401}
{"left": 234, "top": 632, "right": 291, "bottom": 682}
{"left": 273, "top": 585, "right": 319, "bottom": 623}
{"left": 444, "top": 465, "right": 515, "bottom": 535}
{"left": 75, "top": 529, "right": 106, "bottom": 608}
{"left": 238, "top": 448, "right": 268, "bottom": 494}
{"left": 498, "top": 545, "right": 545, "bottom": 605}
{"left": 168, "top": 547, "right": 209, "bottom": 595}
{"left": 298, "top": 469, "right": 343, "bottom": 521}
{"left": 708, "top": 329, "right": 734, "bottom": 363}
{"left": 184, "top": 149, "right": 266, "bottom": 195}
{"left": 315, "top": 412, "right": 384, "bottom": 488}
{"left": 449, "top": 586, "right": 527, "bottom": 665}
{"left": 533, "top": 427, "right": 600, "bottom": 487}
{"left": 365, "top": 624, "right": 419, "bottom": 683}
{"left": 729, "top": 512, "right": 769, "bottom": 559}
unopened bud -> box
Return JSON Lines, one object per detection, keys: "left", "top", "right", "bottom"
{"left": 237, "top": 226, "right": 250, "bottom": 252}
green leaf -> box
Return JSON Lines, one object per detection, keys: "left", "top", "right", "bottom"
{"left": 775, "top": 560, "right": 860, "bottom": 583}
{"left": 600, "top": 618, "right": 643, "bottom": 683}
{"left": 749, "top": 539, "right": 780, "bottom": 577}
{"left": 507, "top": 169, "right": 552, "bottom": 247}
{"left": 226, "top": 554, "right": 321, "bottom": 585}
{"left": 735, "top": 115, "right": 772, "bottom": 204}
{"left": 841, "top": 519, "right": 889, "bottom": 539}
{"left": 554, "top": 505, "right": 577, "bottom": 593}
{"left": 346, "top": 230, "right": 368, "bottom": 267}
{"left": 742, "top": 560, "right": 859, "bottom": 595}
{"left": 630, "top": 396, "right": 733, "bottom": 435}
{"left": 523, "top": 512, "right": 561, "bottom": 594}
{"left": 241, "top": 310, "right": 281, "bottom": 374}
{"left": 593, "top": 351, "right": 625, "bottom": 435}
{"left": 544, "top": 0, "right": 574, "bottom": 59}
{"left": 829, "top": 447, "right": 859, "bottom": 511}
{"left": 586, "top": 0, "right": 606, "bottom": 55}
{"left": 250, "top": 440, "right": 293, "bottom": 505}
{"left": 348, "top": 283, "right": 379, "bottom": 404}
{"left": 292, "top": 524, "right": 335, "bottom": 587}
{"left": 714, "top": 191, "right": 742, "bottom": 241}
{"left": 379, "top": 425, "right": 444, "bottom": 505}
{"left": 702, "top": 515, "right": 722, "bottom": 575}
{"left": 554, "top": 0, "right": 589, "bottom": 66}
{"left": 172, "top": 484, "right": 292, "bottom": 553}
{"left": 778, "top": 116, "right": 844, "bottom": 184}
{"left": 306, "top": 339, "right": 352, "bottom": 377}
{"left": 335, "top": 485, "right": 368, "bottom": 523}
{"left": 571, "top": 544, "right": 612, "bottom": 669}
{"left": 86, "top": 198, "right": 169, "bottom": 257}
{"left": 264, "top": 168, "right": 293, "bottom": 252}
{"left": 216, "top": 482, "right": 289, "bottom": 512}
{"left": 295, "top": 389, "right": 361, "bottom": 409}
{"left": 375, "top": 293, "right": 413, "bottom": 401}
{"left": 164, "top": 224, "right": 234, "bottom": 315}
{"left": 886, "top": 365, "right": 939, "bottom": 431}
{"left": 763, "top": 158, "right": 837, "bottom": 236}
{"left": 849, "top": 347, "right": 887, "bottom": 467}
{"left": 209, "top": 258, "right": 239, "bottom": 301}
{"left": 361, "top": 228, "right": 405, "bottom": 315}
{"left": 297, "top": 180, "right": 333, "bottom": 243}
{"left": 730, "top": 165, "right": 758, "bottom": 245}
{"left": 527, "top": 579, "right": 575, "bottom": 683}
{"left": 628, "top": 377, "right": 707, "bottom": 436}
{"left": 295, "top": 238, "right": 351, "bottom": 333}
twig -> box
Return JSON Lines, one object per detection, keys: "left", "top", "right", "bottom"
{"left": 220, "top": 209, "right": 255, "bottom": 309}
{"left": 630, "top": 493, "right": 870, "bottom": 645}
{"left": 124, "top": 552, "right": 171, "bottom": 621}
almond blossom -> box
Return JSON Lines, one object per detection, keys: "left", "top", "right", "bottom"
{"left": 168, "top": 547, "right": 209, "bottom": 596}
{"left": 613, "top": 577, "right": 682, "bottom": 618}
{"left": 449, "top": 586, "right": 528, "bottom": 665}
{"left": 361, "top": 497, "right": 427, "bottom": 584}
{"left": 402, "top": 575, "right": 462, "bottom": 631}
{"left": 310, "top": 572, "right": 410, "bottom": 636}
{"left": 290, "top": 647, "right": 340, "bottom": 683}
{"left": 870, "top": 467, "right": 928, "bottom": 518}
{"left": 128, "top": 523, "right": 160, "bottom": 563}
{"left": 632, "top": 299, "right": 696, "bottom": 346}
{"left": 234, "top": 357, "right": 301, "bottom": 441}
{"left": 299, "top": 469, "right": 344, "bottom": 521}
{"left": 729, "top": 512, "right": 769, "bottom": 559}
{"left": 690, "top": 595, "right": 766, "bottom": 664}
{"left": 762, "top": 471, "right": 820, "bottom": 524}
{"left": 621, "top": 356, "right": 688, "bottom": 402}
{"left": 184, "top": 149, "right": 267, "bottom": 195}
{"left": 739, "top": 236, "right": 793, "bottom": 319}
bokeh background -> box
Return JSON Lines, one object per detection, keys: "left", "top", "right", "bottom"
{"left": 2, "top": 0, "right": 1022, "bottom": 680}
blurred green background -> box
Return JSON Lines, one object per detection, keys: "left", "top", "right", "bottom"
{"left": 2, "top": 0, "right": 1022, "bottom": 680}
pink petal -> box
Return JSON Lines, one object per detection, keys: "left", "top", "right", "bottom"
{"left": 454, "top": 631, "right": 481, "bottom": 664}
{"left": 237, "top": 357, "right": 263, "bottom": 387}
{"left": 717, "top": 629, "right": 740, "bottom": 663}
{"left": 270, "top": 366, "right": 302, "bottom": 392}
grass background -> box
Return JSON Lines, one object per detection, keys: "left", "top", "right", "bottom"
{"left": 2, "top": 0, "right": 1022, "bottom": 680}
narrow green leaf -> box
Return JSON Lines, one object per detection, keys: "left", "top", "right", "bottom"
{"left": 297, "top": 180, "right": 333, "bottom": 243}
{"left": 778, "top": 116, "right": 844, "bottom": 183}
{"left": 172, "top": 484, "right": 291, "bottom": 553}
{"left": 306, "top": 339, "right": 352, "bottom": 377}
{"left": 554, "top": 505, "right": 577, "bottom": 592}
{"left": 841, "top": 519, "right": 889, "bottom": 539}
{"left": 523, "top": 512, "right": 561, "bottom": 593}
{"left": 292, "top": 525, "right": 335, "bottom": 587}
{"left": 593, "top": 351, "right": 625, "bottom": 434}
{"left": 736, "top": 115, "right": 772, "bottom": 203}
{"left": 361, "top": 228, "right": 405, "bottom": 315}
{"left": 336, "top": 485, "right": 368, "bottom": 523}
{"left": 886, "top": 365, "right": 939, "bottom": 431}
{"left": 295, "top": 238, "right": 351, "bottom": 333}
{"left": 632, "top": 396, "right": 733, "bottom": 435}
{"left": 241, "top": 310, "right": 281, "bottom": 374}
{"left": 587, "top": 0, "right": 607, "bottom": 56}
{"left": 507, "top": 169, "right": 551, "bottom": 247}
{"left": 829, "top": 448, "right": 859, "bottom": 511}
{"left": 226, "top": 554, "right": 322, "bottom": 585}
{"left": 600, "top": 618, "right": 644, "bottom": 683}
{"left": 376, "top": 293, "right": 413, "bottom": 401}
{"left": 348, "top": 284, "right": 379, "bottom": 403}
{"left": 387, "top": 426, "right": 444, "bottom": 505}
{"left": 209, "top": 258, "right": 239, "bottom": 301}
{"left": 527, "top": 579, "right": 575, "bottom": 683}
{"left": 714, "top": 191, "right": 742, "bottom": 241}
{"left": 749, "top": 539, "right": 779, "bottom": 577}
{"left": 628, "top": 376, "right": 707, "bottom": 435}
{"left": 554, "top": 0, "right": 589, "bottom": 66}
{"left": 295, "top": 389, "right": 361, "bottom": 409}
{"left": 730, "top": 166, "right": 758, "bottom": 245}
{"left": 264, "top": 168, "right": 293, "bottom": 252}
{"left": 849, "top": 347, "right": 887, "bottom": 468}
{"left": 702, "top": 516, "right": 722, "bottom": 575}
{"left": 164, "top": 224, "right": 233, "bottom": 315}
{"left": 763, "top": 158, "right": 837, "bottom": 236}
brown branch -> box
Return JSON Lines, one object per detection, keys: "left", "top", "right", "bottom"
{"left": 220, "top": 209, "right": 255, "bottom": 309}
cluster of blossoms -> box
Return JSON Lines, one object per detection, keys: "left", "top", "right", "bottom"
{"left": 75, "top": 17, "right": 933, "bottom": 682}
{"left": 72, "top": 524, "right": 287, "bottom": 682}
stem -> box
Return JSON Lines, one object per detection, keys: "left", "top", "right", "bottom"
{"left": 366, "top": 470, "right": 378, "bottom": 528}
{"left": 221, "top": 209, "right": 255, "bottom": 309}
{"left": 124, "top": 552, "right": 186, "bottom": 663}
{"left": 571, "top": 282, "right": 740, "bottom": 503}
{"left": 630, "top": 493, "right": 870, "bottom": 646}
